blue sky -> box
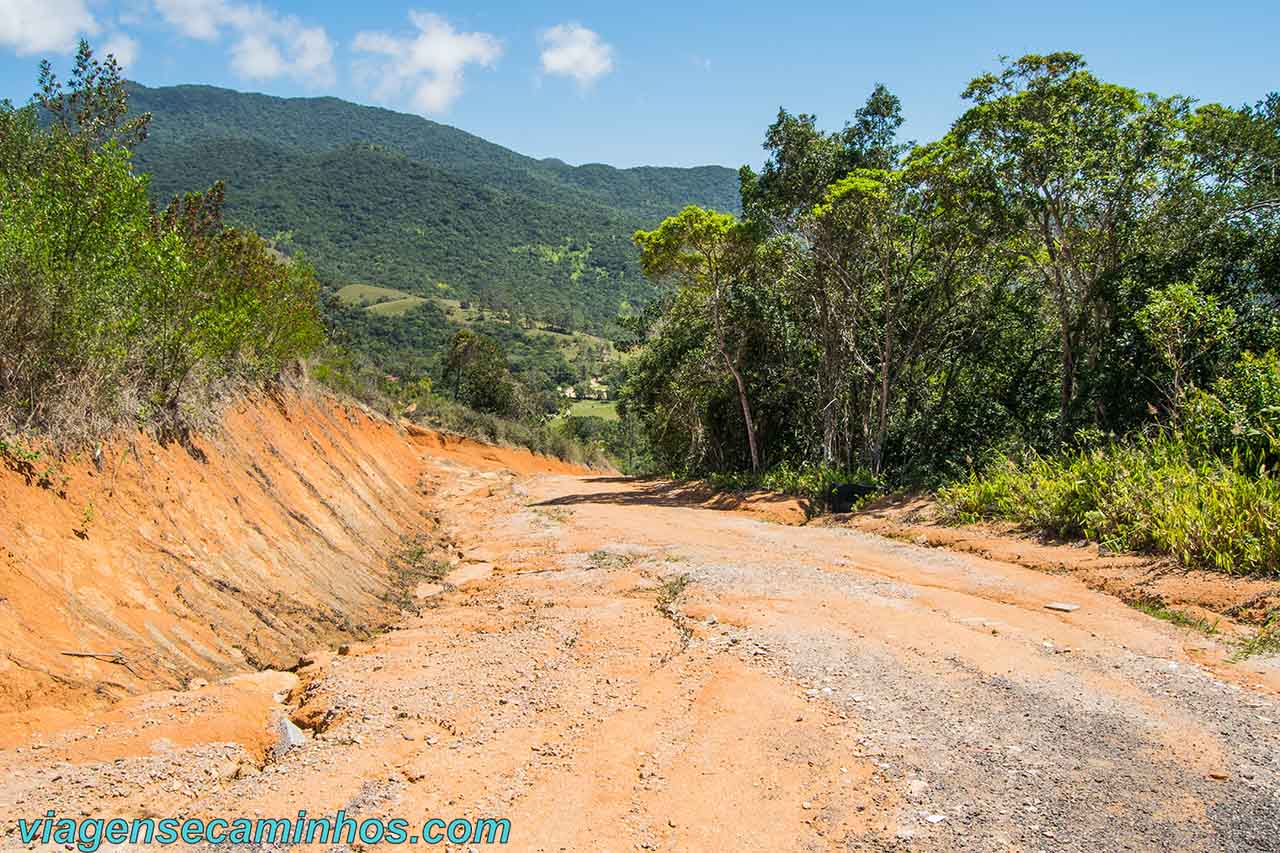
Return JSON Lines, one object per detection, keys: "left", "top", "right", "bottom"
{"left": 1, "top": 1, "right": 1276, "bottom": 168}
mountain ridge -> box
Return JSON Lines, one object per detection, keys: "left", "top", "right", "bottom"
{"left": 124, "top": 81, "right": 741, "bottom": 334}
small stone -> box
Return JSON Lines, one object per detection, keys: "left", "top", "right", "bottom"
{"left": 1209, "top": 772, "right": 1229, "bottom": 781}
{"left": 274, "top": 718, "right": 306, "bottom": 758}
{"left": 337, "top": 644, "right": 351, "bottom": 656}
{"left": 801, "top": 802, "right": 813, "bottom": 810}
{"left": 1044, "top": 602, "right": 1079, "bottom": 613}
{"left": 926, "top": 814, "right": 946, "bottom": 824}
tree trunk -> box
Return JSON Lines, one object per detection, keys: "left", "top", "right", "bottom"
{"left": 722, "top": 350, "right": 761, "bottom": 472}
{"left": 817, "top": 290, "right": 838, "bottom": 464}
{"left": 1058, "top": 299, "right": 1074, "bottom": 434}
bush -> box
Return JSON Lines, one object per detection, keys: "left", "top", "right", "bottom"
{"left": 939, "top": 435, "right": 1280, "bottom": 576}
{"left": 705, "top": 461, "right": 877, "bottom": 505}
{"left": 0, "top": 44, "right": 322, "bottom": 444}
{"left": 1180, "top": 350, "right": 1280, "bottom": 471}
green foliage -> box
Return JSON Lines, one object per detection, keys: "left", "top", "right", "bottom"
{"left": 442, "top": 329, "right": 524, "bottom": 418}
{"left": 122, "top": 82, "right": 740, "bottom": 339}
{"left": 938, "top": 435, "right": 1280, "bottom": 576}
{"left": 705, "top": 461, "right": 876, "bottom": 506}
{"left": 1135, "top": 281, "right": 1235, "bottom": 407}
{"left": 621, "top": 50, "right": 1279, "bottom": 572}
{"left": 0, "top": 44, "right": 322, "bottom": 444}
{"left": 1180, "top": 350, "right": 1280, "bottom": 469}
{"left": 308, "top": 342, "right": 609, "bottom": 468}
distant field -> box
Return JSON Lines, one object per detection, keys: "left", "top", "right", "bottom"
{"left": 334, "top": 284, "right": 427, "bottom": 316}
{"left": 433, "top": 296, "right": 488, "bottom": 325}
{"left": 367, "top": 296, "right": 428, "bottom": 316}
{"left": 567, "top": 399, "right": 619, "bottom": 421}
{"left": 336, "top": 283, "right": 416, "bottom": 306}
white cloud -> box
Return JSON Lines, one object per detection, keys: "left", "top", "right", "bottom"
{"left": 539, "top": 23, "right": 613, "bottom": 86}
{"left": 153, "top": 0, "right": 335, "bottom": 85}
{"left": 0, "top": 0, "right": 98, "bottom": 56}
{"left": 154, "top": 0, "right": 220, "bottom": 40}
{"left": 103, "top": 32, "right": 140, "bottom": 67}
{"left": 353, "top": 12, "right": 502, "bottom": 114}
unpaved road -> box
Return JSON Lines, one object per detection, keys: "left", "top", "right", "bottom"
{"left": 4, "top": 460, "right": 1280, "bottom": 851}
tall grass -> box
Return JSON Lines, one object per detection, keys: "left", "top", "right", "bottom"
{"left": 705, "top": 461, "right": 877, "bottom": 505}
{"left": 938, "top": 435, "right": 1280, "bottom": 576}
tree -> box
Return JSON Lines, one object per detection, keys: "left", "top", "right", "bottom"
{"left": 442, "top": 329, "right": 520, "bottom": 417}
{"left": 948, "top": 52, "right": 1187, "bottom": 434}
{"left": 634, "top": 207, "right": 764, "bottom": 470}
{"left": 36, "top": 40, "right": 149, "bottom": 156}
{"left": 1136, "top": 281, "right": 1234, "bottom": 411}
{"left": 739, "top": 86, "right": 907, "bottom": 462}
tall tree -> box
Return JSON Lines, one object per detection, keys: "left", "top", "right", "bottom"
{"left": 801, "top": 157, "right": 991, "bottom": 473}
{"left": 634, "top": 206, "right": 765, "bottom": 470}
{"left": 739, "top": 86, "right": 907, "bottom": 462}
{"left": 947, "top": 52, "right": 1187, "bottom": 433}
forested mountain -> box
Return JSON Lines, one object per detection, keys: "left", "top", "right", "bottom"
{"left": 124, "top": 83, "right": 739, "bottom": 334}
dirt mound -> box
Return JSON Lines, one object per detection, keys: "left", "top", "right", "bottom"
{"left": 0, "top": 393, "right": 586, "bottom": 716}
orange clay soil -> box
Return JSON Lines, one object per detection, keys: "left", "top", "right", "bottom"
{"left": 2, "top": 415, "right": 1279, "bottom": 851}
{"left": 0, "top": 391, "right": 594, "bottom": 718}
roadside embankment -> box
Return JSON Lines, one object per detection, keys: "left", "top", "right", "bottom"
{"left": 0, "top": 392, "right": 591, "bottom": 719}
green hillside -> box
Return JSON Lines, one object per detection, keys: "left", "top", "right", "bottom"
{"left": 124, "top": 82, "right": 739, "bottom": 337}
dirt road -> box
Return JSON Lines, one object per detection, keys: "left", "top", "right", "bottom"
{"left": 5, "top": 459, "right": 1280, "bottom": 851}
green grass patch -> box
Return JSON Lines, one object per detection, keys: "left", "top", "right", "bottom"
{"left": 336, "top": 283, "right": 415, "bottom": 306}
{"left": 567, "top": 399, "right": 619, "bottom": 421}
{"left": 366, "top": 296, "right": 428, "bottom": 316}
{"left": 938, "top": 435, "right": 1280, "bottom": 577}
{"left": 1129, "top": 598, "right": 1220, "bottom": 636}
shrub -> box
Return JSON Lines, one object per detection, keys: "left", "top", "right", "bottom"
{"left": 939, "top": 435, "right": 1280, "bottom": 576}
{"left": 0, "top": 44, "right": 322, "bottom": 444}
{"left": 705, "top": 461, "right": 877, "bottom": 505}
{"left": 1180, "top": 350, "right": 1280, "bottom": 471}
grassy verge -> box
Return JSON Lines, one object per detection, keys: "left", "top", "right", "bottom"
{"left": 704, "top": 461, "right": 878, "bottom": 509}
{"left": 938, "top": 435, "right": 1280, "bottom": 577}
{"left": 1127, "top": 597, "right": 1221, "bottom": 636}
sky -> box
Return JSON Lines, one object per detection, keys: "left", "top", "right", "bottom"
{"left": 1, "top": 1, "right": 1276, "bottom": 169}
